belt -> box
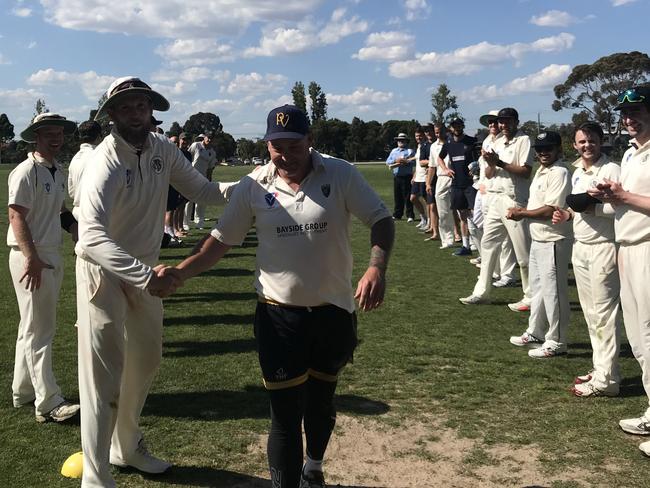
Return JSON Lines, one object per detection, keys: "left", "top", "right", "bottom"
{"left": 257, "top": 295, "right": 328, "bottom": 309}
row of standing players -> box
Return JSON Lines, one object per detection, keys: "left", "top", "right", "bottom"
{"left": 386, "top": 86, "right": 650, "bottom": 457}
{"left": 7, "top": 76, "right": 394, "bottom": 488}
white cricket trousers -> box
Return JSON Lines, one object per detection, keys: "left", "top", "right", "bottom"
{"left": 435, "top": 175, "right": 454, "bottom": 247}
{"left": 76, "top": 258, "right": 163, "bottom": 488}
{"left": 572, "top": 240, "right": 621, "bottom": 388}
{"left": 480, "top": 192, "right": 516, "bottom": 278}
{"left": 184, "top": 162, "right": 208, "bottom": 225}
{"left": 9, "top": 248, "right": 65, "bottom": 415}
{"left": 468, "top": 191, "right": 483, "bottom": 254}
{"left": 618, "top": 242, "right": 650, "bottom": 417}
{"left": 526, "top": 239, "right": 571, "bottom": 348}
{"left": 472, "top": 194, "right": 531, "bottom": 300}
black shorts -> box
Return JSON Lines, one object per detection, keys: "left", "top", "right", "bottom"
{"left": 166, "top": 186, "right": 181, "bottom": 211}
{"left": 410, "top": 181, "right": 427, "bottom": 197}
{"left": 254, "top": 301, "right": 358, "bottom": 390}
{"left": 450, "top": 186, "right": 477, "bottom": 211}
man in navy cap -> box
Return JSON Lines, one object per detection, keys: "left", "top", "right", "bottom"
{"left": 161, "top": 104, "right": 395, "bottom": 488}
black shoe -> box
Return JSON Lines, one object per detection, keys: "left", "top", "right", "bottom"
{"left": 300, "top": 469, "right": 325, "bottom": 488}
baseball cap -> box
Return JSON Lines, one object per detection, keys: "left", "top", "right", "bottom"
{"left": 614, "top": 85, "right": 650, "bottom": 110}
{"left": 264, "top": 104, "right": 310, "bottom": 141}
{"left": 497, "top": 107, "right": 519, "bottom": 120}
{"left": 449, "top": 117, "right": 464, "bottom": 126}
{"left": 533, "top": 130, "right": 562, "bottom": 149}
{"left": 95, "top": 76, "right": 169, "bottom": 120}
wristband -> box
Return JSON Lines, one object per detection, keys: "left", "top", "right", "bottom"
{"left": 60, "top": 211, "right": 77, "bottom": 233}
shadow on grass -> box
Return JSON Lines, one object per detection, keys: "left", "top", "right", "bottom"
{"left": 145, "top": 389, "right": 389, "bottom": 421}
{"left": 163, "top": 338, "right": 257, "bottom": 357}
{"left": 568, "top": 342, "right": 635, "bottom": 359}
{"left": 620, "top": 375, "right": 645, "bottom": 398}
{"left": 144, "top": 465, "right": 387, "bottom": 487}
{"left": 164, "top": 314, "right": 255, "bottom": 327}
{"left": 163, "top": 291, "right": 257, "bottom": 304}
{"left": 200, "top": 268, "right": 254, "bottom": 277}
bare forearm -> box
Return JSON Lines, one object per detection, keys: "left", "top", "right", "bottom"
{"left": 501, "top": 162, "right": 531, "bottom": 178}
{"left": 176, "top": 235, "right": 231, "bottom": 280}
{"left": 521, "top": 205, "right": 555, "bottom": 220}
{"left": 9, "top": 210, "right": 37, "bottom": 259}
{"left": 369, "top": 217, "right": 395, "bottom": 271}
{"left": 619, "top": 192, "right": 650, "bottom": 215}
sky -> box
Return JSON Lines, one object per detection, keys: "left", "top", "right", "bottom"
{"left": 0, "top": 0, "right": 647, "bottom": 140}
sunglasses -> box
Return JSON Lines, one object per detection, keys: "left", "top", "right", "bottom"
{"left": 617, "top": 89, "right": 646, "bottom": 105}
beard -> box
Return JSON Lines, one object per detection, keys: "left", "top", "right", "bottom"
{"left": 114, "top": 121, "right": 149, "bottom": 147}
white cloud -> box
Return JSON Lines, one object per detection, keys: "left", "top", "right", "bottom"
{"left": 388, "top": 33, "right": 575, "bottom": 78}
{"left": 12, "top": 7, "right": 32, "bottom": 17}
{"left": 530, "top": 10, "right": 576, "bottom": 27}
{"left": 27, "top": 68, "right": 114, "bottom": 100}
{"left": 244, "top": 9, "right": 368, "bottom": 57}
{"left": 27, "top": 41, "right": 37, "bottom": 49}
{"left": 459, "top": 64, "right": 571, "bottom": 103}
{"left": 40, "top": 0, "right": 323, "bottom": 38}
{"left": 403, "top": 0, "right": 430, "bottom": 21}
{"left": 611, "top": 0, "right": 637, "bottom": 5}
{"left": 0, "top": 87, "right": 45, "bottom": 113}
{"left": 155, "top": 39, "right": 235, "bottom": 67}
{"left": 221, "top": 72, "right": 287, "bottom": 96}
{"left": 151, "top": 66, "right": 214, "bottom": 83}
{"left": 353, "top": 31, "right": 415, "bottom": 62}
{"left": 328, "top": 86, "right": 393, "bottom": 112}
{"left": 150, "top": 81, "right": 197, "bottom": 96}
{"left": 254, "top": 94, "right": 294, "bottom": 112}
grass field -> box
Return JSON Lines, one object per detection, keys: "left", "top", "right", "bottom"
{"left": 1, "top": 163, "right": 649, "bottom": 487}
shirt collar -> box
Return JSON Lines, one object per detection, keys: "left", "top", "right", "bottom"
{"left": 29, "top": 151, "right": 58, "bottom": 169}
{"left": 537, "top": 159, "right": 564, "bottom": 174}
{"left": 572, "top": 154, "right": 608, "bottom": 172}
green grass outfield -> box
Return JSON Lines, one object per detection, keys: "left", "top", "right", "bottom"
{"left": 0, "top": 163, "right": 649, "bottom": 487}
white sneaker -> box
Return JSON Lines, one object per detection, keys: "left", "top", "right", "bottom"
{"left": 528, "top": 343, "right": 567, "bottom": 358}
{"left": 640, "top": 440, "right": 650, "bottom": 456}
{"left": 620, "top": 416, "right": 650, "bottom": 435}
{"left": 459, "top": 295, "right": 490, "bottom": 305}
{"left": 182, "top": 224, "right": 190, "bottom": 231}
{"left": 35, "top": 401, "right": 80, "bottom": 423}
{"left": 493, "top": 277, "right": 518, "bottom": 288}
{"left": 509, "top": 332, "right": 543, "bottom": 347}
{"left": 570, "top": 381, "right": 619, "bottom": 398}
{"left": 110, "top": 438, "right": 172, "bottom": 474}
{"left": 439, "top": 244, "right": 454, "bottom": 249}
{"left": 469, "top": 257, "right": 481, "bottom": 265}
{"left": 407, "top": 217, "right": 414, "bottom": 223}
{"left": 507, "top": 300, "right": 530, "bottom": 312}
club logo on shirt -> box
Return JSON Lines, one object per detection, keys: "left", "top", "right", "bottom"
{"left": 264, "top": 192, "right": 278, "bottom": 208}
{"left": 321, "top": 183, "right": 331, "bottom": 197}
{"left": 150, "top": 156, "right": 163, "bottom": 174}
{"left": 126, "top": 169, "right": 133, "bottom": 187}
{"left": 44, "top": 182, "right": 51, "bottom": 193}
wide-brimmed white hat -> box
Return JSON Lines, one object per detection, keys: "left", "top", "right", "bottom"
{"left": 479, "top": 110, "right": 499, "bottom": 127}
{"left": 394, "top": 132, "right": 409, "bottom": 141}
{"left": 95, "top": 76, "right": 169, "bottom": 120}
{"left": 20, "top": 113, "right": 77, "bottom": 143}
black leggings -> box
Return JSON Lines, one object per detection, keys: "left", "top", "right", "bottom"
{"left": 268, "top": 377, "right": 337, "bottom": 488}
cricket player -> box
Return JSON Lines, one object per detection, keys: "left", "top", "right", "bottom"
{"left": 68, "top": 120, "right": 103, "bottom": 219}
{"left": 589, "top": 85, "right": 650, "bottom": 456}
{"left": 75, "top": 76, "right": 236, "bottom": 487}
{"left": 553, "top": 121, "right": 621, "bottom": 396}
{"left": 8, "top": 113, "right": 80, "bottom": 423}
{"left": 160, "top": 104, "right": 395, "bottom": 488}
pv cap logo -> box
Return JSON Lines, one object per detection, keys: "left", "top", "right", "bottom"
{"left": 276, "top": 112, "right": 289, "bottom": 128}
{"left": 150, "top": 156, "right": 163, "bottom": 174}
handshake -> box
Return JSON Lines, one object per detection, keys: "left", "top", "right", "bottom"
{"left": 147, "top": 264, "right": 185, "bottom": 298}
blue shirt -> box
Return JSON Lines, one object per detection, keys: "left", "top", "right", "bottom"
{"left": 386, "top": 147, "right": 415, "bottom": 176}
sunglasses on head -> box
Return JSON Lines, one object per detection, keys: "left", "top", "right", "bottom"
{"left": 617, "top": 88, "right": 646, "bottom": 105}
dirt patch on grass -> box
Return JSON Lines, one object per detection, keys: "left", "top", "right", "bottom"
{"left": 240, "top": 414, "right": 604, "bottom": 488}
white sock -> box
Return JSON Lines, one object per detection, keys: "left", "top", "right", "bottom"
{"left": 164, "top": 225, "right": 174, "bottom": 236}
{"left": 462, "top": 235, "right": 470, "bottom": 248}
{"left": 304, "top": 456, "right": 323, "bottom": 473}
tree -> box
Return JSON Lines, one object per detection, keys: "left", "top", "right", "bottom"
{"left": 430, "top": 84, "right": 460, "bottom": 124}
{"left": 380, "top": 120, "right": 420, "bottom": 155}
{"left": 345, "top": 117, "right": 366, "bottom": 162}
{"left": 519, "top": 121, "right": 539, "bottom": 138}
{"left": 311, "top": 119, "right": 349, "bottom": 157}
{"left": 291, "top": 82, "right": 307, "bottom": 114}
{"left": 183, "top": 112, "right": 223, "bottom": 139}
{"left": 308, "top": 82, "right": 327, "bottom": 123}
{"left": 212, "top": 132, "right": 236, "bottom": 160}
{"left": 552, "top": 51, "right": 650, "bottom": 133}
{"left": 0, "top": 113, "right": 15, "bottom": 143}
{"left": 236, "top": 138, "right": 256, "bottom": 161}
{"left": 167, "top": 122, "right": 183, "bottom": 138}
{"left": 34, "top": 98, "right": 49, "bottom": 116}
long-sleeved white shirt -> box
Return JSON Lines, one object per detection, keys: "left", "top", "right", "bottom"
{"left": 76, "top": 129, "right": 235, "bottom": 289}
{"left": 68, "top": 142, "right": 97, "bottom": 220}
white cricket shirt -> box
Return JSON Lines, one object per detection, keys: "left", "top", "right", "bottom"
{"left": 616, "top": 139, "right": 650, "bottom": 245}
{"left": 528, "top": 161, "right": 573, "bottom": 242}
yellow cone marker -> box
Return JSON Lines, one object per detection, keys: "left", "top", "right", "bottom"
{"left": 61, "top": 451, "right": 83, "bottom": 478}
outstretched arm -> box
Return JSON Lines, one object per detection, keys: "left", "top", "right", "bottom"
{"left": 354, "top": 216, "right": 395, "bottom": 312}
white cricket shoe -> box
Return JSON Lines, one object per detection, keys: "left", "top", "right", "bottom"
{"left": 110, "top": 438, "right": 172, "bottom": 474}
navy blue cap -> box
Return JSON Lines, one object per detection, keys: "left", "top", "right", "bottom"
{"left": 264, "top": 104, "right": 310, "bottom": 141}
{"left": 533, "top": 130, "right": 562, "bottom": 148}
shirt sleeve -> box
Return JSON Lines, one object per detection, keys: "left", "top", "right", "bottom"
{"left": 595, "top": 162, "right": 621, "bottom": 217}
{"left": 516, "top": 136, "right": 534, "bottom": 167}
{"left": 169, "top": 145, "right": 235, "bottom": 205}
{"left": 386, "top": 149, "right": 397, "bottom": 165}
{"left": 210, "top": 176, "right": 255, "bottom": 246}
{"left": 542, "top": 168, "right": 572, "bottom": 208}
{"left": 344, "top": 164, "right": 391, "bottom": 227}
{"left": 438, "top": 145, "right": 448, "bottom": 160}
{"left": 8, "top": 164, "right": 34, "bottom": 210}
